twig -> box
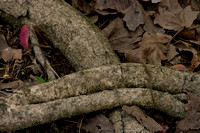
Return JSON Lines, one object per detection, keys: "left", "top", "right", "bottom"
{"left": 142, "top": 62, "right": 155, "bottom": 107}
{"left": 167, "top": 27, "right": 184, "bottom": 48}
{"left": 78, "top": 117, "right": 84, "bottom": 133}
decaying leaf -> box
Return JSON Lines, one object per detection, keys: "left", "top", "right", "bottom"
{"left": 102, "top": 17, "right": 144, "bottom": 51}
{"left": 174, "top": 41, "right": 200, "bottom": 69}
{"left": 81, "top": 114, "right": 114, "bottom": 133}
{"left": 157, "top": 0, "right": 182, "bottom": 15}
{"left": 178, "top": 28, "right": 196, "bottom": 40}
{"left": 123, "top": 0, "right": 164, "bottom": 33}
{"left": 195, "top": 26, "right": 200, "bottom": 42}
{"left": 2, "top": 47, "right": 22, "bottom": 62}
{"left": 0, "top": 80, "right": 25, "bottom": 90}
{"left": 176, "top": 93, "right": 200, "bottom": 131}
{"left": 123, "top": 1, "right": 144, "bottom": 32}
{"left": 154, "top": 0, "right": 199, "bottom": 31}
{"left": 166, "top": 44, "right": 179, "bottom": 61}
{"left": 95, "top": 0, "right": 134, "bottom": 15}
{"left": 124, "top": 32, "right": 171, "bottom": 65}
{"left": 191, "top": 0, "right": 200, "bottom": 21}
{"left": 0, "top": 34, "right": 9, "bottom": 50}
{"left": 122, "top": 105, "right": 163, "bottom": 132}
{"left": 171, "top": 64, "right": 187, "bottom": 70}
{"left": 0, "top": 34, "right": 22, "bottom": 62}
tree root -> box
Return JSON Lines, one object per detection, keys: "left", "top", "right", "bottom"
{"left": 0, "top": 88, "right": 185, "bottom": 131}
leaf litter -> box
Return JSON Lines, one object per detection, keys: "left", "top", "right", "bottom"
{"left": 70, "top": 0, "right": 200, "bottom": 132}
{"left": 1, "top": 0, "right": 200, "bottom": 132}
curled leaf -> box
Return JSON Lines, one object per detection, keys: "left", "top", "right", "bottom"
{"left": 171, "top": 64, "right": 186, "bottom": 70}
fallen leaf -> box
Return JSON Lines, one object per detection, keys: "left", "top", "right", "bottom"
{"left": 0, "top": 34, "right": 9, "bottom": 50}
{"left": 123, "top": 0, "right": 164, "bottom": 33}
{"left": 124, "top": 32, "right": 170, "bottom": 65}
{"left": 0, "top": 80, "right": 25, "bottom": 89}
{"left": 157, "top": 0, "right": 182, "bottom": 15}
{"left": 166, "top": 44, "right": 179, "bottom": 61}
{"left": 176, "top": 93, "right": 200, "bottom": 131}
{"left": 81, "top": 114, "right": 114, "bottom": 133}
{"left": 178, "top": 28, "right": 196, "bottom": 40}
{"left": 171, "top": 64, "right": 187, "bottom": 70}
{"left": 195, "top": 26, "right": 200, "bottom": 42}
{"left": 174, "top": 41, "right": 200, "bottom": 69}
{"left": 102, "top": 17, "right": 144, "bottom": 51}
{"left": 154, "top": 1, "right": 199, "bottom": 31}
{"left": 2, "top": 47, "right": 22, "bottom": 62}
{"left": 122, "top": 105, "right": 163, "bottom": 132}
{"left": 191, "top": 0, "right": 200, "bottom": 21}
{"left": 19, "top": 25, "right": 29, "bottom": 49}
{"left": 123, "top": 1, "right": 144, "bottom": 32}
{"left": 95, "top": 0, "right": 134, "bottom": 15}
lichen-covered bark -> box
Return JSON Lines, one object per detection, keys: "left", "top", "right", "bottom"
{"left": 2, "top": 63, "right": 199, "bottom": 106}
{"left": 0, "top": 0, "right": 120, "bottom": 71}
{"left": 0, "top": 88, "right": 184, "bottom": 131}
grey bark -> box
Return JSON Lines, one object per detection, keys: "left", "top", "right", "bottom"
{"left": 0, "top": 88, "right": 185, "bottom": 131}
{"left": 1, "top": 63, "right": 199, "bottom": 130}
{"left": 2, "top": 63, "right": 198, "bottom": 106}
{"left": 0, "top": 0, "right": 120, "bottom": 71}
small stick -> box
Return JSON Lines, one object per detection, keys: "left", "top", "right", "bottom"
{"left": 142, "top": 62, "right": 156, "bottom": 107}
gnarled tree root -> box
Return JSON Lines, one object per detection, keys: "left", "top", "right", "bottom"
{"left": 0, "top": 88, "right": 184, "bottom": 131}
{"left": 1, "top": 63, "right": 200, "bottom": 130}
{"left": 2, "top": 63, "right": 199, "bottom": 106}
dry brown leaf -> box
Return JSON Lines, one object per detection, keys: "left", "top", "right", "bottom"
{"left": 176, "top": 93, "right": 200, "bottom": 131}
{"left": 122, "top": 105, "right": 163, "bottom": 132}
{"left": 191, "top": 0, "right": 200, "bottom": 21}
{"left": 2, "top": 47, "right": 22, "bottom": 62}
{"left": 102, "top": 17, "right": 144, "bottom": 51}
{"left": 0, "top": 34, "right": 22, "bottom": 62}
{"left": 155, "top": 0, "right": 199, "bottom": 31}
{"left": 179, "top": 6, "right": 199, "bottom": 28}
{"left": 0, "top": 34, "right": 9, "bottom": 50}
{"left": 174, "top": 41, "right": 199, "bottom": 64}
{"left": 123, "top": 1, "right": 144, "bottom": 32}
{"left": 158, "top": 0, "right": 182, "bottom": 14}
{"left": 124, "top": 32, "right": 170, "bottom": 65}
{"left": 166, "top": 44, "right": 179, "bottom": 61}
{"left": 179, "top": 28, "right": 196, "bottom": 40}
{"left": 81, "top": 114, "right": 114, "bottom": 133}
{"left": 154, "top": 11, "right": 183, "bottom": 31}
{"left": 94, "top": 0, "right": 134, "bottom": 15}
{"left": 196, "top": 26, "right": 200, "bottom": 42}
{"left": 0, "top": 80, "right": 25, "bottom": 89}
{"left": 123, "top": 0, "right": 164, "bottom": 33}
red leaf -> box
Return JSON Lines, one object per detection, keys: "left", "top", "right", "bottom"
{"left": 171, "top": 64, "right": 186, "bottom": 70}
{"left": 19, "top": 25, "right": 29, "bottom": 49}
